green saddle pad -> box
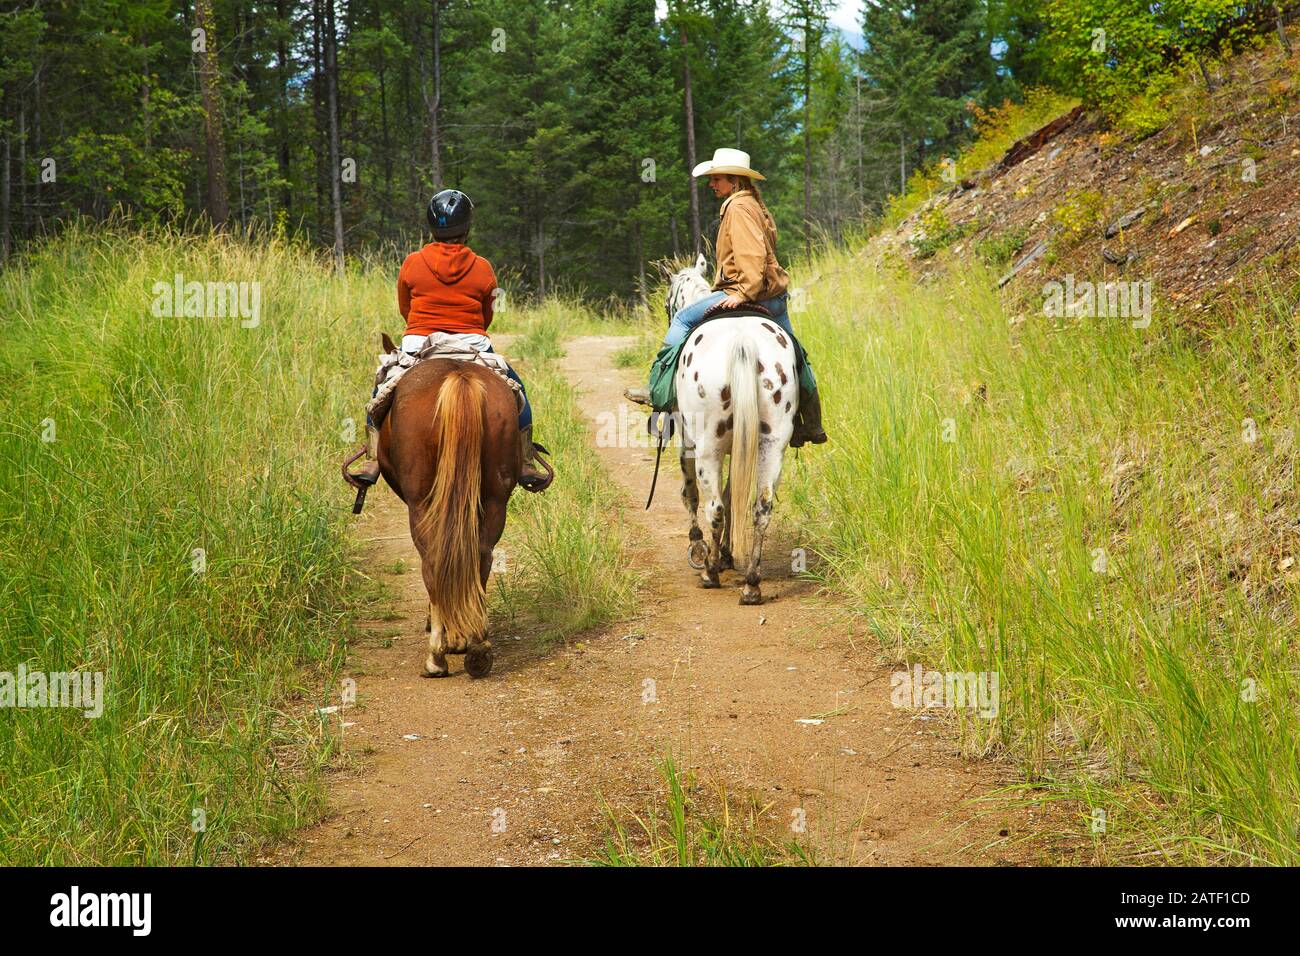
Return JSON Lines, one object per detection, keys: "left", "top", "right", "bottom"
{"left": 647, "top": 323, "right": 814, "bottom": 413}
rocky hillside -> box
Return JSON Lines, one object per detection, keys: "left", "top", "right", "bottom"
{"left": 874, "top": 37, "right": 1300, "bottom": 325}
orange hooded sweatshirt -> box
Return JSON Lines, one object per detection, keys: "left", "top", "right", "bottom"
{"left": 398, "top": 241, "right": 498, "bottom": 337}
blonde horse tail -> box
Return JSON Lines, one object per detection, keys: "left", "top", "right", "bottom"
{"left": 727, "top": 333, "right": 761, "bottom": 564}
{"left": 416, "top": 368, "right": 486, "bottom": 646}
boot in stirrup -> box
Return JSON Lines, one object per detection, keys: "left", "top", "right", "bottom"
{"left": 624, "top": 384, "right": 653, "bottom": 408}
{"left": 519, "top": 425, "right": 554, "bottom": 493}
{"left": 345, "top": 423, "right": 381, "bottom": 486}
{"left": 790, "top": 386, "right": 828, "bottom": 448}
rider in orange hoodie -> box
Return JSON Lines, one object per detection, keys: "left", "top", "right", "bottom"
{"left": 349, "top": 189, "right": 551, "bottom": 492}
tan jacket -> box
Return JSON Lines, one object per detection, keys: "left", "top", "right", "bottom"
{"left": 713, "top": 190, "right": 790, "bottom": 301}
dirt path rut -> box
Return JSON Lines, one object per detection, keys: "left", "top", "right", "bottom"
{"left": 278, "top": 335, "right": 1060, "bottom": 866}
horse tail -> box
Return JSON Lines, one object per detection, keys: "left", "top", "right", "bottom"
{"left": 727, "top": 333, "right": 761, "bottom": 564}
{"left": 416, "top": 368, "right": 487, "bottom": 646}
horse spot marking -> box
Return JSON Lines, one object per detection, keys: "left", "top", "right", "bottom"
{"left": 720, "top": 385, "right": 731, "bottom": 403}
{"left": 776, "top": 362, "right": 787, "bottom": 385}
{"left": 693, "top": 370, "right": 699, "bottom": 381}
{"left": 776, "top": 333, "right": 788, "bottom": 348}
{"left": 694, "top": 333, "right": 703, "bottom": 346}
{"left": 785, "top": 401, "right": 791, "bottom": 412}
{"left": 762, "top": 322, "right": 776, "bottom": 334}
{"left": 685, "top": 351, "right": 693, "bottom": 367}
{"left": 757, "top": 360, "right": 764, "bottom": 374}
{"left": 760, "top": 421, "right": 771, "bottom": 434}
{"left": 773, "top": 389, "right": 782, "bottom": 405}
{"left": 761, "top": 378, "right": 773, "bottom": 390}
{"left": 697, "top": 385, "right": 706, "bottom": 399}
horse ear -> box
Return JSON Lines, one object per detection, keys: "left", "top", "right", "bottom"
{"left": 381, "top": 332, "right": 397, "bottom": 353}
{"left": 695, "top": 253, "right": 708, "bottom": 276}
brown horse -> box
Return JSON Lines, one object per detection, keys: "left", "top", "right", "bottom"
{"left": 376, "top": 338, "right": 521, "bottom": 679}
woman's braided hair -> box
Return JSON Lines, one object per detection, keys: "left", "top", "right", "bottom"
{"left": 729, "top": 175, "right": 773, "bottom": 223}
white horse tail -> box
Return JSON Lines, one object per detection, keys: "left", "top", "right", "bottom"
{"left": 728, "top": 332, "right": 761, "bottom": 564}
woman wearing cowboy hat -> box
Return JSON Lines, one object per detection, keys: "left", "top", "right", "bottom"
{"left": 626, "top": 147, "right": 827, "bottom": 447}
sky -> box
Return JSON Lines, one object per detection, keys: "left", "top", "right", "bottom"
{"left": 826, "top": 0, "right": 863, "bottom": 36}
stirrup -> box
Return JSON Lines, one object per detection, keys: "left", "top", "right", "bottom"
{"left": 519, "top": 443, "right": 554, "bottom": 493}
{"left": 789, "top": 429, "right": 828, "bottom": 449}
{"left": 341, "top": 446, "right": 377, "bottom": 514}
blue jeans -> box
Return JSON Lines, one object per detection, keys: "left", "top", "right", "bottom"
{"left": 367, "top": 345, "right": 532, "bottom": 430}
{"left": 484, "top": 344, "right": 532, "bottom": 430}
{"left": 662, "top": 291, "right": 813, "bottom": 387}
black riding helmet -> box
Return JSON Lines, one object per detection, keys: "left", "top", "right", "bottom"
{"left": 427, "top": 188, "right": 473, "bottom": 240}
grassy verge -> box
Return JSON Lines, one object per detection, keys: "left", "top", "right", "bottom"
{"left": 0, "top": 224, "right": 400, "bottom": 863}
{"left": 785, "top": 239, "right": 1300, "bottom": 864}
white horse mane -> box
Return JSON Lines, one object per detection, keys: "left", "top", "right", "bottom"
{"left": 666, "top": 254, "right": 712, "bottom": 318}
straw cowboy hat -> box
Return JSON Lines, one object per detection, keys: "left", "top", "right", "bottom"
{"left": 691, "top": 147, "right": 765, "bottom": 181}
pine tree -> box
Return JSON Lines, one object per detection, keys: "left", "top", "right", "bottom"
{"left": 576, "top": 0, "right": 677, "bottom": 303}
{"left": 859, "top": 0, "right": 963, "bottom": 192}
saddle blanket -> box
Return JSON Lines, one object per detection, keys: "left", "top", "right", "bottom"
{"left": 366, "top": 331, "right": 523, "bottom": 425}
{"left": 647, "top": 314, "right": 813, "bottom": 413}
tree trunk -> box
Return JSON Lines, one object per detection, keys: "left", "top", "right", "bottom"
{"left": 802, "top": 12, "right": 813, "bottom": 261}
{"left": 2, "top": 125, "right": 11, "bottom": 263}
{"left": 194, "top": 0, "right": 230, "bottom": 227}
{"left": 680, "top": 25, "right": 700, "bottom": 255}
{"left": 312, "top": 0, "right": 326, "bottom": 234}
{"left": 537, "top": 220, "right": 546, "bottom": 302}
{"left": 376, "top": 2, "right": 392, "bottom": 234}
{"left": 1276, "top": 3, "right": 1292, "bottom": 54}
{"left": 324, "top": 0, "right": 345, "bottom": 271}
{"left": 1196, "top": 57, "right": 1216, "bottom": 92}
{"left": 899, "top": 131, "right": 906, "bottom": 194}
{"left": 428, "top": 0, "right": 443, "bottom": 190}
{"left": 276, "top": 0, "right": 293, "bottom": 218}
{"left": 32, "top": 63, "right": 41, "bottom": 237}
{"left": 18, "top": 101, "right": 27, "bottom": 246}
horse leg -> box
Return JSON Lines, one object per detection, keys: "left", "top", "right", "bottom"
{"left": 739, "top": 440, "right": 784, "bottom": 606}
{"left": 693, "top": 443, "right": 726, "bottom": 588}
{"left": 409, "top": 504, "right": 451, "bottom": 677}
{"left": 465, "top": 496, "right": 506, "bottom": 679}
{"left": 720, "top": 477, "right": 735, "bottom": 571}
{"left": 681, "top": 449, "right": 705, "bottom": 566}
{"left": 424, "top": 601, "right": 450, "bottom": 677}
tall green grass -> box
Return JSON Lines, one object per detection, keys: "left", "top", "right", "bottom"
{"left": 0, "top": 225, "right": 638, "bottom": 862}
{"left": 786, "top": 242, "right": 1300, "bottom": 863}
{"left": 0, "top": 224, "right": 399, "bottom": 863}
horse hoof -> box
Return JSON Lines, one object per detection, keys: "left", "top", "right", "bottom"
{"left": 739, "top": 591, "right": 763, "bottom": 606}
{"left": 465, "top": 647, "right": 494, "bottom": 678}
{"left": 699, "top": 577, "right": 721, "bottom": 589}
{"left": 422, "top": 667, "right": 450, "bottom": 678}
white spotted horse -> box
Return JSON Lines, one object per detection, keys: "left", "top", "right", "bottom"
{"left": 662, "top": 256, "right": 798, "bottom": 605}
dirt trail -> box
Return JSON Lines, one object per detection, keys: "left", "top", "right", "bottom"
{"left": 278, "top": 336, "right": 1064, "bottom": 866}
